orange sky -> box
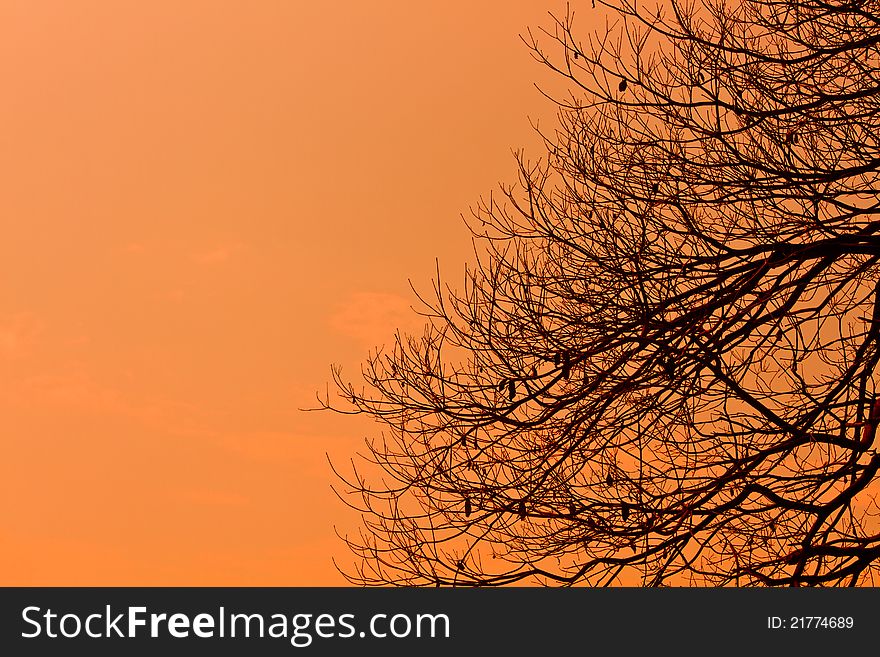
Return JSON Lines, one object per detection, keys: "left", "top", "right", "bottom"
{"left": 0, "top": 1, "right": 580, "bottom": 584}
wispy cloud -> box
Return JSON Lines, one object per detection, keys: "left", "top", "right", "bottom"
{"left": 191, "top": 242, "right": 245, "bottom": 265}
{"left": 177, "top": 487, "right": 249, "bottom": 508}
{"left": 122, "top": 242, "right": 147, "bottom": 254}
{"left": 14, "top": 370, "right": 143, "bottom": 417}
{"left": 328, "top": 292, "right": 425, "bottom": 348}
{"left": 0, "top": 312, "right": 43, "bottom": 360}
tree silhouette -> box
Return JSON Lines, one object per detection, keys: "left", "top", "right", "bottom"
{"left": 320, "top": 0, "right": 880, "bottom": 586}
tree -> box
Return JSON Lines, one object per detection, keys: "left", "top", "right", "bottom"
{"left": 320, "top": 0, "right": 880, "bottom": 586}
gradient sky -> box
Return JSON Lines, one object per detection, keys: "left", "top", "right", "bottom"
{"left": 0, "top": 0, "right": 576, "bottom": 584}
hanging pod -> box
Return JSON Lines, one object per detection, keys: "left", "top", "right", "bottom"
{"left": 606, "top": 473, "right": 614, "bottom": 487}
{"left": 508, "top": 380, "right": 516, "bottom": 401}
{"left": 618, "top": 78, "right": 628, "bottom": 92}
{"left": 621, "top": 502, "right": 630, "bottom": 522}
{"left": 518, "top": 500, "right": 526, "bottom": 519}
{"left": 464, "top": 496, "right": 472, "bottom": 517}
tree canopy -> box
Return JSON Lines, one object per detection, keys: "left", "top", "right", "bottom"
{"left": 322, "top": 0, "right": 880, "bottom": 586}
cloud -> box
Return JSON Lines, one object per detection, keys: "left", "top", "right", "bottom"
{"left": 191, "top": 242, "right": 245, "bottom": 265}
{"left": 5, "top": 368, "right": 212, "bottom": 432}
{"left": 14, "top": 370, "right": 140, "bottom": 417}
{"left": 165, "top": 288, "right": 187, "bottom": 302}
{"left": 177, "top": 487, "right": 249, "bottom": 508}
{"left": 327, "top": 292, "right": 425, "bottom": 348}
{"left": 122, "top": 242, "right": 147, "bottom": 253}
{"left": 0, "top": 312, "right": 43, "bottom": 360}
{"left": 218, "top": 430, "right": 313, "bottom": 465}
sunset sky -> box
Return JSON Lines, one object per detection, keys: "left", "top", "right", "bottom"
{"left": 0, "top": 1, "right": 575, "bottom": 584}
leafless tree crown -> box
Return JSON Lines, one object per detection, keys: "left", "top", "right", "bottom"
{"left": 321, "top": 0, "right": 880, "bottom": 586}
